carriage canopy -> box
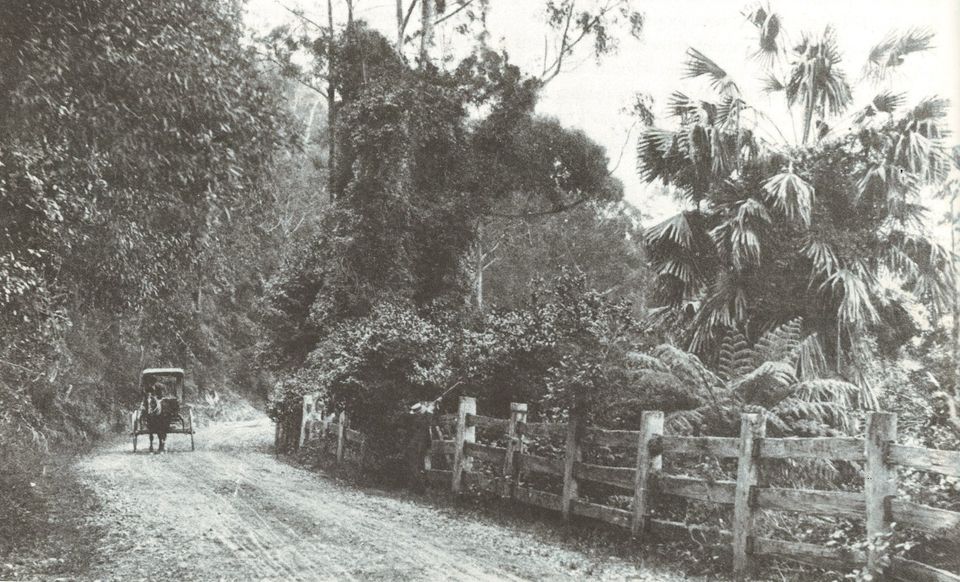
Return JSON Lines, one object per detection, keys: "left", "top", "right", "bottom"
{"left": 133, "top": 367, "right": 195, "bottom": 451}
{"left": 139, "top": 368, "right": 186, "bottom": 401}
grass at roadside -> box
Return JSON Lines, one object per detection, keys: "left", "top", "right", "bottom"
{"left": 0, "top": 446, "right": 103, "bottom": 581}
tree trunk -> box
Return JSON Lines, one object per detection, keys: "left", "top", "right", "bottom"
{"left": 327, "top": 0, "right": 337, "bottom": 200}
{"left": 951, "top": 192, "right": 959, "bottom": 406}
{"left": 474, "top": 240, "right": 483, "bottom": 310}
{"left": 419, "top": 0, "right": 434, "bottom": 65}
{"left": 396, "top": 0, "right": 405, "bottom": 52}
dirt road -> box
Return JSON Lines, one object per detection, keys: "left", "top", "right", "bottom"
{"left": 74, "top": 418, "right": 695, "bottom": 581}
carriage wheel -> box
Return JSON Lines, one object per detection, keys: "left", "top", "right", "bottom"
{"left": 132, "top": 412, "right": 139, "bottom": 452}
{"left": 188, "top": 409, "right": 195, "bottom": 451}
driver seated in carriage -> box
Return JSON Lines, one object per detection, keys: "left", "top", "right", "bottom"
{"left": 141, "top": 381, "right": 162, "bottom": 415}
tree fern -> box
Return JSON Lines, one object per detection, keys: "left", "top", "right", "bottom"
{"left": 625, "top": 351, "right": 670, "bottom": 374}
{"left": 634, "top": 318, "right": 858, "bottom": 437}
{"left": 718, "top": 330, "right": 752, "bottom": 381}
{"left": 651, "top": 344, "right": 721, "bottom": 401}
{"left": 732, "top": 360, "right": 797, "bottom": 407}
{"left": 753, "top": 317, "right": 803, "bottom": 366}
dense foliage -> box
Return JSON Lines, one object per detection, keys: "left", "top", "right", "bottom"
{"left": 0, "top": 0, "right": 290, "bottom": 450}
{"left": 2, "top": 2, "right": 958, "bottom": 578}
{"left": 258, "top": 23, "right": 642, "bottom": 471}
{"left": 637, "top": 15, "right": 954, "bottom": 392}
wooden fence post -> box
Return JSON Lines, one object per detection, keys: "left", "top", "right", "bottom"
{"left": 300, "top": 396, "right": 311, "bottom": 447}
{"left": 274, "top": 421, "right": 281, "bottom": 456}
{"left": 300, "top": 393, "right": 321, "bottom": 447}
{"left": 865, "top": 412, "right": 897, "bottom": 577}
{"left": 452, "top": 396, "right": 476, "bottom": 493}
{"left": 423, "top": 429, "right": 433, "bottom": 472}
{"left": 732, "top": 413, "right": 766, "bottom": 578}
{"left": 502, "top": 402, "right": 528, "bottom": 498}
{"left": 632, "top": 410, "right": 664, "bottom": 538}
{"left": 561, "top": 411, "right": 582, "bottom": 521}
{"left": 336, "top": 411, "right": 346, "bottom": 463}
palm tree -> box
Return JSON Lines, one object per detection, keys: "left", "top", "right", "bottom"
{"left": 637, "top": 7, "right": 954, "bottom": 397}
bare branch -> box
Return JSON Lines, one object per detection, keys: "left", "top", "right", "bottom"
{"left": 484, "top": 197, "right": 589, "bottom": 218}
{"left": 273, "top": 0, "right": 326, "bottom": 31}
{"left": 434, "top": 0, "right": 476, "bottom": 26}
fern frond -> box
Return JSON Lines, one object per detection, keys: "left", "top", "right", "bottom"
{"left": 666, "top": 408, "right": 705, "bottom": 435}
{"left": 651, "top": 344, "right": 721, "bottom": 400}
{"left": 718, "top": 330, "right": 752, "bottom": 381}
{"left": 753, "top": 317, "right": 803, "bottom": 366}
{"left": 625, "top": 352, "right": 670, "bottom": 374}
{"left": 732, "top": 360, "right": 797, "bottom": 407}
{"left": 777, "top": 378, "right": 859, "bottom": 433}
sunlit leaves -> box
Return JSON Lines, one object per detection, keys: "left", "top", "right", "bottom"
{"left": 786, "top": 26, "right": 852, "bottom": 143}
{"left": 640, "top": 318, "right": 860, "bottom": 437}
{"left": 853, "top": 91, "right": 906, "bottom": 125}
{"left": 802, "top": 239, "right": 839, "bottom": 277}
{"left": 645, "top": 212, "right": 693, "bottom": 248}
{"left": 710, "top": 198, "right": 769, "bottom": 271}
{"left": 744, "top": 3, "right": 782, "bottom": 62}
{"left": 684, "top": 48, "right": 740, "bottom": 98}
{"left": 819, "top": 267, "right": 880, "bottom": 331}
{"left": 865, "top": 28, "right": 934, "bottom": 83}
{"left": 763, "top": 167, "right": 814, "bottom": 226}
{"left": 636, "top": 13, "right": 951, "bottom": 378}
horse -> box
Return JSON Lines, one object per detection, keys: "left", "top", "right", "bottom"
{"left": 140, "top": 387, "right": 172, "bottom": 452}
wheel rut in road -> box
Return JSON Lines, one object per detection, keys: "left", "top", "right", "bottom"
{"left": 76, "top": 418, "right": 692, "bottom": 581}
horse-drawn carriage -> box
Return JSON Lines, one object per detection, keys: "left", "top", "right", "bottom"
{"left": 131, "top": 367, "right": 195, "bottom": 452}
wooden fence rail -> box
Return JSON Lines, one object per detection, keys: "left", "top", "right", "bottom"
{"left": 286, "top": 395, "right": 960, "bottom": 582}
{"left": 434, "top": 397, "right": 960, "bottom": 582}
{"left": 293, "top": 407, "right": 366, "bottom": 465}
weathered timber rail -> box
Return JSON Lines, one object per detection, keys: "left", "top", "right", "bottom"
{"left": 285, "top": 395, "right": 960, "bottom": 581}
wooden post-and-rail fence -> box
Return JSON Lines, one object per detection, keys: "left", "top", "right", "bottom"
{"left": 284, "top": 394, "right": 960, "bottom": 581}
{"left": 428, "top": 397, "right": 960, "bottom": 582}
{"left": 291, "top": 392, "right": 366, "bottom": 464}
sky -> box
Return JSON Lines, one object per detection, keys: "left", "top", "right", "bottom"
{"left": 245, "top": 0, "right": 960, "bottom": 224}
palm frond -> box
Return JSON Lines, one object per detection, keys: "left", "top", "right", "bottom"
{"left": 763, "top": 166, "right": 815, "bottom": 225}
{"left": 644, "top": 212, "right": 693, "bottom": 248}
{"left": 684, "top": 48, "right": 740, "bottom": 97}
{"left": 716, "top": 96, "right": 745, "bottom": 129}
{"left": 802, "top": 239, "right": 839, "bottom": 277}
{"left": 853, "top": 91, "right": 906, "bottom": 124}
{"left": 761, "top": 73, "right": 785, "bottom": 94}
{"left": 744, "top": 3, "right": 782, "bottom": 62}
{"left": 872, "top": 91, "right": 906, "bottom": 114}
{"left": 819, "top": 268, "right": 880, "bottom": 330}
{"left": 893, "top": 97, "right": 951, "bottom": 183}
{"left": 865, "top": 28, "right": 934, "bottom": 82}
{"left": 689, "top": 274, "right": 748, "bottom": 352}
{"left": 667, "top": 91, "right": 697, "bottom": 119}
{"left": 795, "top": 333, "right": 827, "bottom": 380}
